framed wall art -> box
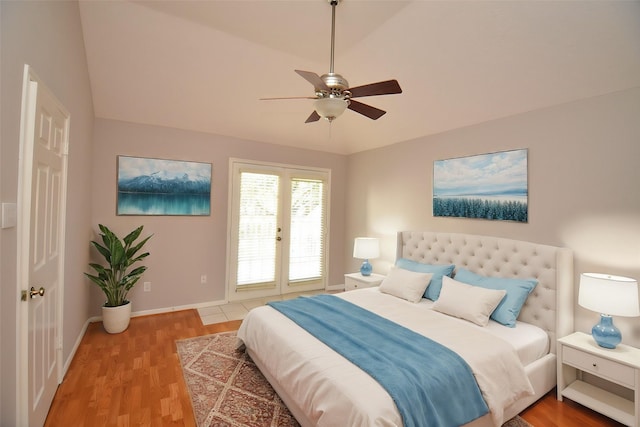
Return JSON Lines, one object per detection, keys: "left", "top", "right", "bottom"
{"left": 117, "top": 156, "right": 212, "bottom": 216}
{"left": 433, "top": 149, "right": 528, "bottom": 222}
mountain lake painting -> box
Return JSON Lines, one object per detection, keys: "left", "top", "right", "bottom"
{"left": 117, "top": 156, "right": 211, "bottom": 215}
{"left": 433, "top": 149, "right": 528, "bottom": 222}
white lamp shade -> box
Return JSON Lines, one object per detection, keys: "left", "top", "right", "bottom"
{"left": 578, "top": 273, "right": 640, "bottom": 317}
{"left": 314, "top": 97, "right": 348, "bottom": 120}
{"left": 353, "top": 237, "right": 380, "bottom": 260}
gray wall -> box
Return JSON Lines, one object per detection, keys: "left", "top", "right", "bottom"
{"left": 0, "top": 1, "right": 94, "bottom": 425}
{"left": 90, "top": 119, "right": 347, "bottom": 315}
{"left": 346, "top": 87, "right": 640, "bottom": 347}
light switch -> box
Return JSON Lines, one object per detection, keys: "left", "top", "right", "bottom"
{"left": 1, "top": 203, "right": 17, "bottom": 229}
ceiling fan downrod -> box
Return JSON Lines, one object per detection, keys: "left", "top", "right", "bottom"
{"left": 321, "top": 0, "right": 348, "bottom": 97}
{"left": 329, "top": 0, "right": 339, "bottom": 75}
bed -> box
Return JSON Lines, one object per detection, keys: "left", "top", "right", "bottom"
{"left": 237, "top": 231, "right": 574, "bottom": 427}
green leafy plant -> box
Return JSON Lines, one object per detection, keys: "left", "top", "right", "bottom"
{"left": 85, "top": 224, "right": 152, "bottom": 307}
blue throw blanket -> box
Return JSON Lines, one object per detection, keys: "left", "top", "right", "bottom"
{"left": 268, "top": 294, "right": 489, "bottom": 427}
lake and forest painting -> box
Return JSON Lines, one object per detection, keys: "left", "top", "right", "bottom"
{"left": 117, "top": 156, "right": 211, "bottom": 216}
{"left": 433, "top": 149, "right": 528, "bottom": 222}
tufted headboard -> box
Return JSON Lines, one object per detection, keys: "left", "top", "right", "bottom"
{"left": 396, "top": 231, "right": 573, "bottom": 353}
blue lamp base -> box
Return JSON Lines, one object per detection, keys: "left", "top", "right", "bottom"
{"left": 360, "top": 259, "right": 372, "bottom": 276}
{"left": 592, "top": 314, "right": 621, "bottom": 349}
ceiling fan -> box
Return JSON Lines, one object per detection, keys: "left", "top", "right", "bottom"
{"left": 261, "top": 0, "right": 402, "bottom": 123}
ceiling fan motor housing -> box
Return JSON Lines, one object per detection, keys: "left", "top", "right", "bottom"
{"left": 318, "top": 73, "right": 349, "bottom": 98}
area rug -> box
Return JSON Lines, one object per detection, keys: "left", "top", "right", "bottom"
{"left": 176, "top": 332, "right": 533, "bottom": 427}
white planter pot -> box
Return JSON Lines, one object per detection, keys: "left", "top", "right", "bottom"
{"left": 101, "top": 301, "right": 132, "bottom": 334}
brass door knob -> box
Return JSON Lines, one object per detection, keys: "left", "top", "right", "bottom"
{"left": 29, "top": 286, "right": 45, "bottom": 298}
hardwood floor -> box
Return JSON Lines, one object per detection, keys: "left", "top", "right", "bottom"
{"left": 520, "top": 390, "right": 624, "bottom": 427}
{"left": 45, "top": 310, "right": 625, "bottom": 427}
{"left": 44, "top": 310, "right": 241, "bottom": 427}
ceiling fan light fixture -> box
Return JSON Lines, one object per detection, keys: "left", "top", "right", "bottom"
{"left": 314, "top": 97, "right": 348, "bottom": 121}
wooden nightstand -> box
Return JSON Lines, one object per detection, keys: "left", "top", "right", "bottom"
{"left": 557, "top": 331, "right": 640, "bottom": 426}
{"left": 344, "top": 272, "right": 385, "bottom": 291}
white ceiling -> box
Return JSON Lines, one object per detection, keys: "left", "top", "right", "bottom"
{"left": 78, "top": 0, "right": 640, "bottom": 155}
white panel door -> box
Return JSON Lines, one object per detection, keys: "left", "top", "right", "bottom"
{"left": 18, "top": 67, "right": 69, "bottom": 427}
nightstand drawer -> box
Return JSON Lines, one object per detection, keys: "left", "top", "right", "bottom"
{"left": 563, "top": 346, "right": 635, "bottom": 388}
{"left": 346, "top": 280, "right": 365, "bottom": 290}
{"left": 344, "top": 273, "right": 385, "bottom": 292}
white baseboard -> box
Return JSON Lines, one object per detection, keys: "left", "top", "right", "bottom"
{"left": 326, "top": 284, "right": 345, "bottom": 292}
{"left": 87, "top": 299, "right": 229, "bottom": 323}
{"left": 62, "top": 317, "right": 91, "bottom": 379}
{"left": 130, "top": 299, "right": 229, "bottom": 317}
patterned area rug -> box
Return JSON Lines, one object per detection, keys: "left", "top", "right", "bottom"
{"left": 176, "top": 332, "right": 533, "bottom": 427}
{"left": 176, "top": 332, "right": 298, "bottom": 427}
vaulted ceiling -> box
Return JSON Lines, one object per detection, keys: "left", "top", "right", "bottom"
{"left": 78, "top": 1, "right": 640, "bottom": 155}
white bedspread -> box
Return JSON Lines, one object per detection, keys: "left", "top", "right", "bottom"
{"left": 237, "top": 289, "right": 535, "bottom": 427}
{"left": 414, "top": 298, "right": 549, "bottom": 367}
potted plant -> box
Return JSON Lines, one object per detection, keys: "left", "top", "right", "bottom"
{"left": 85, "top": 224, "right": 152, "bottom": 333}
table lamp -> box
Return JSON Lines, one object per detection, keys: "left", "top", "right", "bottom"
{"left": 353, "top": 237, "right": 380, "bottom": 276}
{"left": 578, "top": 272, "right": 640, "bottom": 349}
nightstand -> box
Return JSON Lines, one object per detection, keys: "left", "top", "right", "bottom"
{"left": 344, "top": 272, "right": 385, "bottom": 291}
{"left": 557, "top": 331, "right": 640, "bottom": 426}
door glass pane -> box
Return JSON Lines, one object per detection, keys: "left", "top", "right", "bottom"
{"left": 289, "top": 178, "right": 325, "bottom": 282}
{"left": 237, "top": 172, "right": 279, "bottom": 286}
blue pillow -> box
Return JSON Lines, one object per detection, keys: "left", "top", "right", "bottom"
{"left": 395, "top": 258, "right": 455, "bottom": 301}
{"left": 453, "top": 268, "right": 538, "bottom": 327}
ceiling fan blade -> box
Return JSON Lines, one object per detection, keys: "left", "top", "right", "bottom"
{"left": 305, "top": 111, "right": 321, "bottom": 123}
{"left": 348, "top": 80, "right": 402, "bottom": 98}
{"left": 295, "top": 70, "right": 330, "bottom": 92}
{"left": 348, "top": 99, "right": 386, "bottom": 120}
{"left": 259, "top": 96, "right": 317, "bottom": 100}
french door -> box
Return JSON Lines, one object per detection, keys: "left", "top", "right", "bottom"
{"left": 227, "top": 160, "right": 329, "bottom": 301}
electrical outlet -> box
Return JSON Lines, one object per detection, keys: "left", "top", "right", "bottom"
{"left": 144, "top": 281, "right": 151, "bottom": 292}
{"left": 200, "top": 275, "right": 207, "bottom": 284}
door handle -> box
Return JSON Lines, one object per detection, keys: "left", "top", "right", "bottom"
{"left": 22, "top": 286, "right": 45, "bottom": 300}
{"left": 31, "top": 287, "right": 45, "bottom": 298}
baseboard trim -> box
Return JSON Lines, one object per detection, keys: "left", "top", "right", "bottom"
{"left": 62, "top": 317, "right": 92, "bottom": 379}
{"left": 88, "top": 299, "right": 229, "bottom": 324}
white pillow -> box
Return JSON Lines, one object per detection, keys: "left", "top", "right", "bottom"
{"left": 379, "top": 266, "right": 432, "bottom": 303}
{"left": 433, "top": 276, "right": 507, "bottom": 326}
